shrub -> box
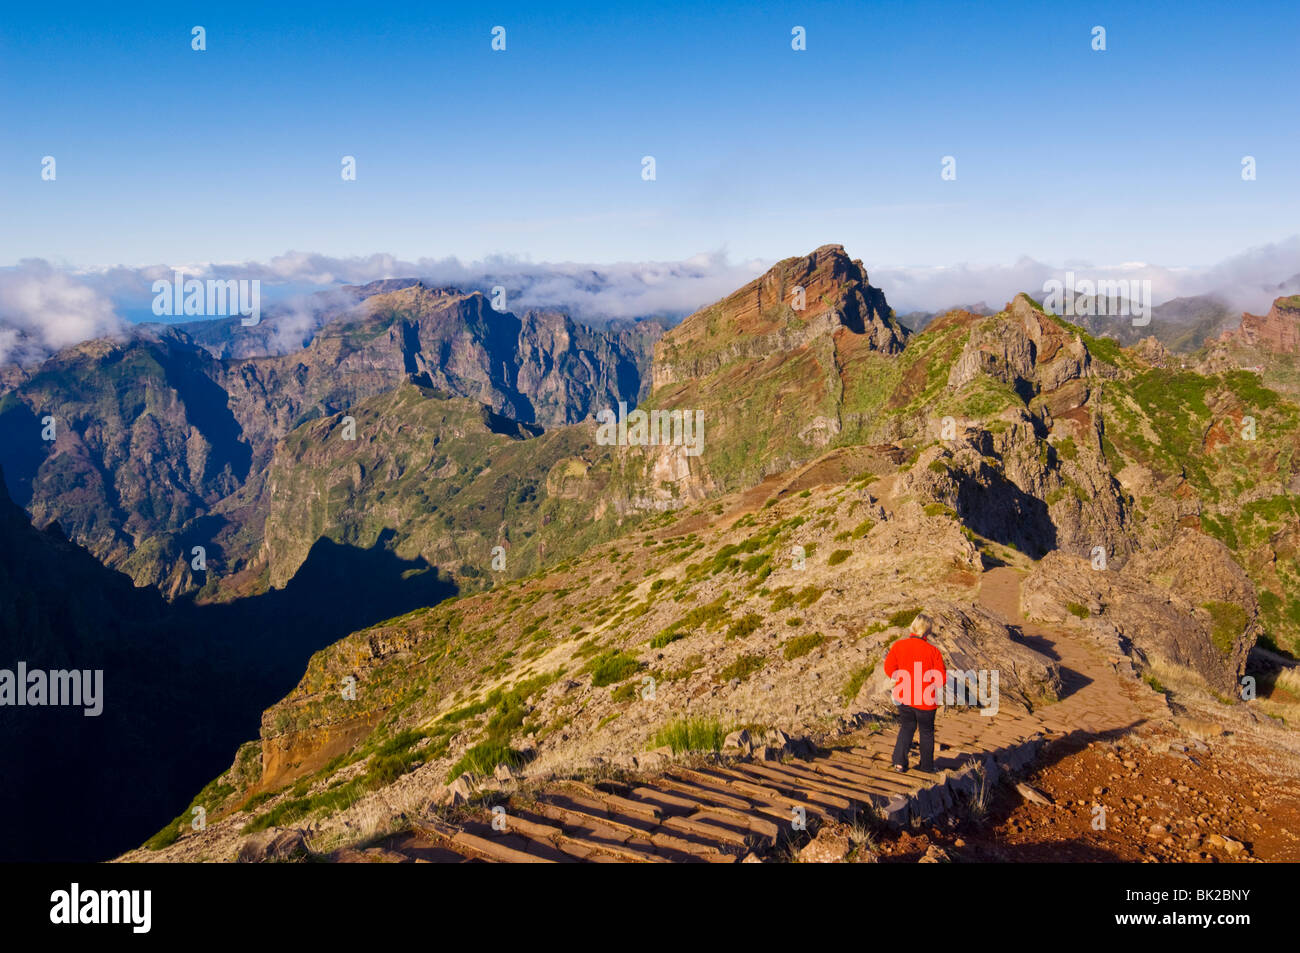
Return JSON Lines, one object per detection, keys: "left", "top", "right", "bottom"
{"left": 887, "top": 607, "right": 922, "bottom": 628}
{"left": 1202, "top": 601, "right": 1247, "bottom": 655}
{"left": 783, "top": 632, "right": 827, "bottom": 660}
{"left": 827, "top": 549, "right": 851, "bottom": 566}
{"left": 718, "top": 654, "right": 766, "bottom": 682}
{"left": 242, "top": 797, "right": 312, "bottom": 834}
{"left": 367, "top": 751, "right": 422, "bottom": 787}
{"left": 650, "top": 629, "right": 686, "bottom": 649}
{"left": 446, "top": 741, "right": 521, "bottom": 782}
{"left": 585, "top": 650, "right": 644, "bottom": 687}
{"left": 610, "top": 682, "right": 640, "bottom": 703}
{"left": 725, "top": 612, "right": 763, "bottom": 640}
{"left": 841, "top": 662, "right": 877, "bottom": 702}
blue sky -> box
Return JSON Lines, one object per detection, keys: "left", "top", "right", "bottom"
{"left": 2, "top": 0, "right": 1298, "bottom": 272}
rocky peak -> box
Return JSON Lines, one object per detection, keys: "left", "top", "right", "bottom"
{"left": 1133, "top": 335, "right": 1173, "bottom": 367}
{"left": 348, "top": 278, "right": 465, "bottom": 299}
{"left": 1219, "top": 295, "right": 1300, "bottom": 354}
{"left": 652, "top": 244, "right": 904, "bottom": 389}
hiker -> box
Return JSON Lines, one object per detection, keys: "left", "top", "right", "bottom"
{"left": 884, "top": 613, "right": 947, "bottom": 773}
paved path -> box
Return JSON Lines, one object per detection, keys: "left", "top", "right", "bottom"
{"left": 375, "top": 568, "right": 1157, "bottom": 862}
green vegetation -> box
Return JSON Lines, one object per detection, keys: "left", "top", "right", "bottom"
{"left": 584, "top": 649, "right": 644, "bottom": 687}
{"left": 887, "top": 607, "right": 922, "bottom": 628}
{"left": 827, "top": 549, "right": 851, "bottom": 566}
{"left": 649, "top": 629, "right": 685, "bottom": 649}
{"left": 850, "top": 518, "right": 876, "bottom": 539}
{"left": 725, "top": 612, "right": 763, "bottom": 640}
{"left": 1066, "top": 602, "right": 1089, "bottom": 620}
{"left": 718, "top": 653, "right": 766, "bottom": 682}
{"left": 1202, "top": 601, "right": 1247, "bottom": 655}
{"left": 841, "top": 662, "right": 877, "bottom": 702}
{"left": 649, "top": 717, "right": 727, "bottom": 754}
{"left": 446, "top": 740, "right": 521, "bottom": 781}
{"left": 783, "top": 632, "right": 827, "bottom": 660}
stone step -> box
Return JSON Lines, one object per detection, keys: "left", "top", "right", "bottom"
{"left": 416, "top": 822, "right": 553, "bottom": 864}
{"left": 829, "top": 745, "right": 982, "bottom": 785}
{"left": 810, "top": 758, "right": 916, "bottom": 796}
{"left": 540, "top": 792, "right": 659, "bottom": 833}
{"left": 702, "top": 765, "right": 849, "bottom": 816}
{"left": 533, "top": 799, "right": 655, "bottom": 844}
{"left": 666, "top": 770, "right": 829, "bottom": 823}
{"left": 553, "top": 830, "right": 668, "bottom": 863}
{"left": 628, "top": 785, "right": 709, "bottom": 816}
{"left": 661, "top": 771, "right": 781, "bottom": 816}
{"left": 738, "top": 759, "right": 883, "bottom": 805}
{"left": 491, "top": 810, "right": 565, "bottom": 842}
{"left": 661, "top": 813, "right": 752, "bottom": 848}
{"left": 654, "top": 791, "right": 778, "bottom": 841}
{"left": 560, "top": 780, "right": 665, "bottom": 822}
{"left": 645, "top": 821, "right": 741, "bottom": 859}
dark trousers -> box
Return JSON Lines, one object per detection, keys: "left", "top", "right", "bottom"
{"left": 892, "top": 705, "right": 936, "bottom": 771}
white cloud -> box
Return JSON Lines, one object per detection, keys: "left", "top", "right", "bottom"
{"left": 874, "top": 237, "right": 1300, "bottom": 315}
{"left": 4, "top": 238, "right": 1299, "bottom": 366}
{"left": 0, "top": 260, "right": 126, "bottom": 365}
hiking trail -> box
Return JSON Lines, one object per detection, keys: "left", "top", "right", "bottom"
{"left": 359, "top": 567, "right": 1162, "bottom": 863}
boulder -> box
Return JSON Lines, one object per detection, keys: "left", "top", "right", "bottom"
{"left": 723, "top": 729, "right": 753, "bottom": 754}
{"left": 798, "top": 826, "right": 852, "bottom": 863}
{"left": 237, "top": 827, "right": 309, "bottom": 863}
{"left": 918, "top": 844, "right": 952, "bottom": 863}
{"left": 447, "top": 773, "right": 474, "bottom": 805}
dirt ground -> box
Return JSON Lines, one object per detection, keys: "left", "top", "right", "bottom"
{"left": 874, "top": 721, "right": 1300, "bottom": 862}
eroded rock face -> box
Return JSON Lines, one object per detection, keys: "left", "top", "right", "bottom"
{"left": 1219, "top": 296, "right": 1300, "bottom": 354}
{"left": 901, "top": 408, "right": 1132, "bottom": 563}
{"left": 899, "top": 296, "right": 1134, "bottom": 563}
{"left": 1023, "top": 530, "right": 1259, "bottom": 693}
{"left": 947, "top": 317, "right": 1035, "bottom": 393}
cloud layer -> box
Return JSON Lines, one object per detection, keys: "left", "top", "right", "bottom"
{"left": 873, "top": 236, "right": 1300, "bottom": 316}
{"left": 3, "top": 238, "right": 1299, "bottom": 367}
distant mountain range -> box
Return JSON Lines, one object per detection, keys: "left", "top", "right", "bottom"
{"left": 0, "top": 285, "right": 664, "bottom": 597}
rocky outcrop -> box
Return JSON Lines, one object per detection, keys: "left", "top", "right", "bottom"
{"left": 900, "top": 297, "right": 1133, "bottom": 562}
{"left": 1022, "top": 529, "right": 1259, "bottom": 693}
{"left": 1219, "top": 296, "right": 1300, "bottom": 354}
{"left": 947, "top": 313, "right": 1035, "bottom": 393}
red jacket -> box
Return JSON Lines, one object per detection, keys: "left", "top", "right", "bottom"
{"left": 883, "top": 635, "right": 947, "bottom": 710}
